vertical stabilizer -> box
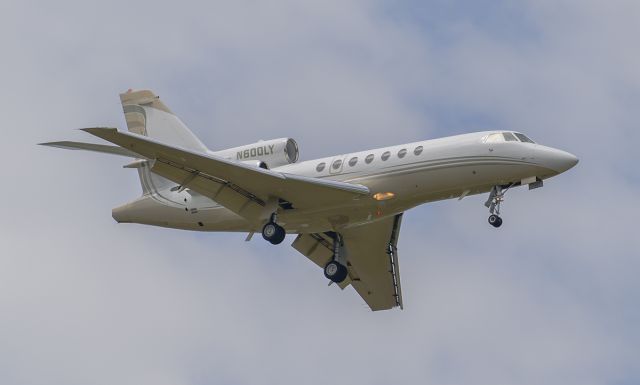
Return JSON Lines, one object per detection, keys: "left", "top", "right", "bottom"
{"left": 119, "top": 89, "right": 208, "bottom": 194}
{"left": 120, "top": 89, "right": 208, "bottom": 152}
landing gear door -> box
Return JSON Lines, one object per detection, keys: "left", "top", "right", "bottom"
{"left": 329, "top": 157, "right": 345, "bottom": 175}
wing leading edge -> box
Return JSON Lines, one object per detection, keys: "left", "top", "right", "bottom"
{"left": 292, "top": 214, "right": 404, "bottom": 311}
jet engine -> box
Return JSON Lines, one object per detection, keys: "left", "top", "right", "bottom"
{"left": 211, "top": 138, "right": 299, "bottom": 168}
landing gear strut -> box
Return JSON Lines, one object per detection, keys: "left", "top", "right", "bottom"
{"left": 262, "top": 213, "right": 286, "bottom": 245}
{"left": 323, "top": 232, "right": 348, "bottom": 283}
{"left": 484, "top": 185, "right": 512, "bottom": 228}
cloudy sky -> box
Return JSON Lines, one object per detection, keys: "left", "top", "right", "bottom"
{"left": 1, "top": 0, "right": 639, "bottom": 384}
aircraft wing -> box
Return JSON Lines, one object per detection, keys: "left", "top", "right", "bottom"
{"left": 39, "top": 141, "right": 141, "bottom": 158}
{"left": 292, "top": 214, "right": 404, "bottom": 311}
{"left": 81, "top": 127, "right": 370, "bottom": 220}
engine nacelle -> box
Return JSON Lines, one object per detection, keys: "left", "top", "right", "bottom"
{"left": 211, "top": 138, "right": 299, "bottom": 168}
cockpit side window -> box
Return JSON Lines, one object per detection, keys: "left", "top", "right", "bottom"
{"left": 514, "top": 133, "right": 535, "bottom": 143}
{"left": 483, "top": 132, "right": 526, "bottom": 143}
{"left": 484, "top": 133, "right": 504, "bottom": 143}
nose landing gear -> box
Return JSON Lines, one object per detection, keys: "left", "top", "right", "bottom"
{"left": 488, "top": 214, "right": 503, "bottom": 228}
{"left": 485, "top": 185, "right": 512, "bottom": 228}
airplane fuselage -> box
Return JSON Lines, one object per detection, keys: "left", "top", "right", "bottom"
{"left": 112, "top": 131, "right": 577, "bottom": 233}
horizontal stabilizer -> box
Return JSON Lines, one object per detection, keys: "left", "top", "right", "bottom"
{"left": 39, "top": 139, "right": 141, "bottom": 158}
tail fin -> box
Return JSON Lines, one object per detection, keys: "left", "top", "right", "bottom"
{"left": 120, "top": 89, "right": 207, "bottom": 194}
{"left": 119, "top": 89, "right": 208, "bottom": 152}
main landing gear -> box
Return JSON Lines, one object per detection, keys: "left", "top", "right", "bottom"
{"left": 262, "top": 213, "right": 286, "bottom": 245}
{"left": 484, "top": 185, "right": 512, "bottom": 228}
{"left": 324, "top": 260, "right": 348, "bottom": 283}
{"left": 323, "top": 233, "right": 348, "bottom": 284}
{"left": 260, "top": 212, "right": 348, "bottom": 283}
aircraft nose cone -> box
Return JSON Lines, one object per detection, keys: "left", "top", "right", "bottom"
{"left": 550, "top": 149, "right": 579, "bottom": 173}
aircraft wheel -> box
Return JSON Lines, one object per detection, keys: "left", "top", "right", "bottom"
{"left": 271, "top": 225, "right": 286, "bottom": 245}
{"left": 324, "top": 260, "right": 348, "bottom": 283}
{"left": 262, "top": 222, "right": 286, "bottom": 244}
{"left": 488, "top": 214, "right": 503, "bottom": 228}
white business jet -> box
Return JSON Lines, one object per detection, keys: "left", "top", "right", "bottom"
{"left": 41, "top": 90, "right": 578, "bottom": 311}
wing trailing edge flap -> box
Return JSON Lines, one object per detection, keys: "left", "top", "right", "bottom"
{"left": 151, "top": 160, "right": 265, "bottom": 220}
{"left": 80, "top": 127, "right": 370, "bottom": 221}
{"left": 343, "top": 214, "right": 404, "bottom": 310}
{"left": 292, "top": 213, "right": 404, "bottom": 311}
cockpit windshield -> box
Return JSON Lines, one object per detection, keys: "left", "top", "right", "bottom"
{"left": 513, "top": 132, "right": 535, "bottom": 143}
{"left": 483, "top": 132, "right": 536, "bottom": 144}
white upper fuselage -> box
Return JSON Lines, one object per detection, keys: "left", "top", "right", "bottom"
{"left": 112, "top": 130, "right": 578, "bottom": 233}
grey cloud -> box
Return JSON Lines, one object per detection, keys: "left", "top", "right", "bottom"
{"left": 1, "top": 0, "right": 639, "bottom": 384}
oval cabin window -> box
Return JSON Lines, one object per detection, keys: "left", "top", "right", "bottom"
{"left": 348, "top": 157, "right": 358, "bottom": 167}
{"left": 398, "top": 149, "right": 407, "bottom": 158}
{"left": 332, "top": 159, "right": 343, "bottom": 170}
{"left": 381, "top": 151, "right": 391, "bottom": 161}
{"left": 365, "top": 154, "right": 374, "bottom": 164}
{"left": 414, "top": 146, "right": 423, "bottom": 156}
{"left": 316, "top": 162, "right": 326, "bottom": 172}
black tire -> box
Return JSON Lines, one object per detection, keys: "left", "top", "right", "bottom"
{"left": 262, "top": 222, "right": 286, "bottom": 245}
{"left": 488, "top": 214, "right": 502, "bottom": 228}
{"left": 271, "top": 225, "right": 286, "bottom": 245}
{"left": 324, "top": 260, "right": 348, "bottom": 283}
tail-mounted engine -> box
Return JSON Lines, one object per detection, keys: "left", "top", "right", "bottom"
{"left": 211, "top": 138, "right": 299, "bottom": 168}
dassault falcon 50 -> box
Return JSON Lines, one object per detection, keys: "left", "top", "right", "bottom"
{"left": 41, "top": 89, "right": 578, "bottom": 311}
